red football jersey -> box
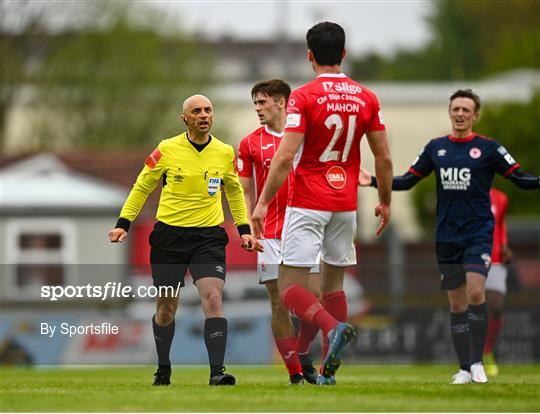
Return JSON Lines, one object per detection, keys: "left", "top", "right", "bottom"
{"left": 490, "top": 188, "right": 508, "bottom": 264}
{"left": 237, "top": 125, "right": 291, "bottom": 239}
{"left": 285, "top": 73, "right": 385, "bottom": 211}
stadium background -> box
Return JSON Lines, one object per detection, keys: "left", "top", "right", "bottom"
{"left": 1, "top": 0, "right": 539, "bottom": 369}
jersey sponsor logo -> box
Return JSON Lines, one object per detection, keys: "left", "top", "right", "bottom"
{"left": 440, "top": 167, "right": 471, "bottom": 190}
{"left": 262, "top": 143, "right": 274, "bottom": 150}
{"left": 437, "top": 149, "right": 447, "bottom": 157}
{"left": 322, "top": 81, "right": 334, "bottom": 91}
{"left": 145, "top": 148, "right": 162, "bottom": 169}
{"left": 326, "top": 165, "right": 347, "bottom": 189}
{"left": 321, "top": 81, "right": 362, "bottom": 94}
{"left": 286, "top": 113, "right": 301, "bottom": 128}
{"left": 469, "top": 147, "right": 482, "bottom": 159}
{"left": 207, "top": 177, "right": 220, "bottom": 196}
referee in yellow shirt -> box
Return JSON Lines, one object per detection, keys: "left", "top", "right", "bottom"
{"left": 109, "top": 94, "right": 262, "bottom": 386}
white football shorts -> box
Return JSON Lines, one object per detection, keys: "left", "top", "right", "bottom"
{"left": 258, "top": 238, "right": 320, "bottom": 283}
{"left": 281, "top": 206, "right": 357, "bottom": 267}
{"left": 485, "top": 263, "right": 507, "bottom": 294}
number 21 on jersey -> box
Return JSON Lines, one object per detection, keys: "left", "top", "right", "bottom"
{"left": 319, "top": 114, "right": 357, "bottom": 163}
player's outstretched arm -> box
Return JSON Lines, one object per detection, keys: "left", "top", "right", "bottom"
{"left": 506, "top": 169, "right": 540, "bottom": 190}
{"left": 363, "top": 169, "right": 424, "bottom": 191}
{"left": 358, "top": 168, "right": 373, "bottom": 187}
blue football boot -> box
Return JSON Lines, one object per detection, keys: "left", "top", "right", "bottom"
{"left": 321, "top": 322, "right": 356, "bottom": 379}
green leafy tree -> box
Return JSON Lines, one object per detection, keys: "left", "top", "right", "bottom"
{"left": 1, "top": 1, "right": 214, "bottom": 151}
{"left": 351, "top": 0, "right": 540, "bottom": 81}
{"left": 475, "top": 92, "right": 540, "bottom": 217}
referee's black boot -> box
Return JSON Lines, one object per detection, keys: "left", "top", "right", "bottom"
{"left": 209, "top": 367, "right": 236, "bottom": 386}
{"left": 152, "top": 365, "right": 171, "bottom": 386}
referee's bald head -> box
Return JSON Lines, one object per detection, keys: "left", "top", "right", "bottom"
{"left": 182, "top": 94, "right": 212, "bottom": 115}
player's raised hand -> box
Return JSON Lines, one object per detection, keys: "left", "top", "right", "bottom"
{"left": 251, "top": 202, "right": 268, "bottom": 239}
{"left": 240, "top": 234, "right": 264, "bottom": 252}
{"left": 374, "top": 203, "right": 391, "bottom": 236}
{"left": 358, "top": 168, "right": 373, "bottom": 187}
{"left": 108, "top": 228, "right": 128, "bottom": 243}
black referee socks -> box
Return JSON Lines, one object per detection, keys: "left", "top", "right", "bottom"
{"left": 468, "top": 302, "right": 488, "bottom": 364}
{"left": 450, "top": 310, "right": 471, "bottom": 371}
{"left": 204, "top": 317, "right": 228, "bottom": 377}
{"left": 152, "top": 315, "right": 175, "bottom": 367}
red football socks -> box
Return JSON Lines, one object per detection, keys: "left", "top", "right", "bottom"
{"left": 296, "top": 320, "right": 319, "bottom": 355}
{"left": 275, "top": 336, "right": 302, "bottom": 376}
{"left": 281, "top": 284, "right": 338, "bottom": 336}
{"left": 323, "top": 290, "right": 348, "bottom": 322}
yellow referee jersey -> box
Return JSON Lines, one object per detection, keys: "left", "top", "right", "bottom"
{"left": 120, "top": 133, "right": 249, "bottom": 228}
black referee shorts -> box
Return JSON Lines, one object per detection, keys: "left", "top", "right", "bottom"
{"left": 149, "top": 221, "right": 229, "bottom": 288}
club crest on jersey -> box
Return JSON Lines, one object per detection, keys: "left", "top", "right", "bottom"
{"left": 207, "top": 177, "right": 220, "bottom": 196}
{"left": 326, "top": 166, "right": 347, "bottom": 189}
{"left": 469, "top": 147, "right": 482, "bottom": 159}
{"left": 237, "top": 157, "right": 244, "bottom": 172}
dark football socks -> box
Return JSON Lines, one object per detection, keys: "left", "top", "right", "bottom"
{"left": 204, "top": 317, "right": 228, "bottom": 377}
{"left": 152, "top": 315, "right": 175, "bottom": 367}
{"left": 468, "top": 302, "right": 488, "bottom": 364}
{"left": 450, "top": 310, "right": 471, "bottom": 371}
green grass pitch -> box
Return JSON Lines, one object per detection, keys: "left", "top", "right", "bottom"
{"left": 1, "top": 364, "right": 539, "bottom": 412}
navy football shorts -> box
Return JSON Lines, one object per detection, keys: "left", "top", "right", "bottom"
{"left": 436, "top": 239, "right": 492, "bottom": 290}
{"left": 149, "top": 221, "right": 229, "bottom": 288}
